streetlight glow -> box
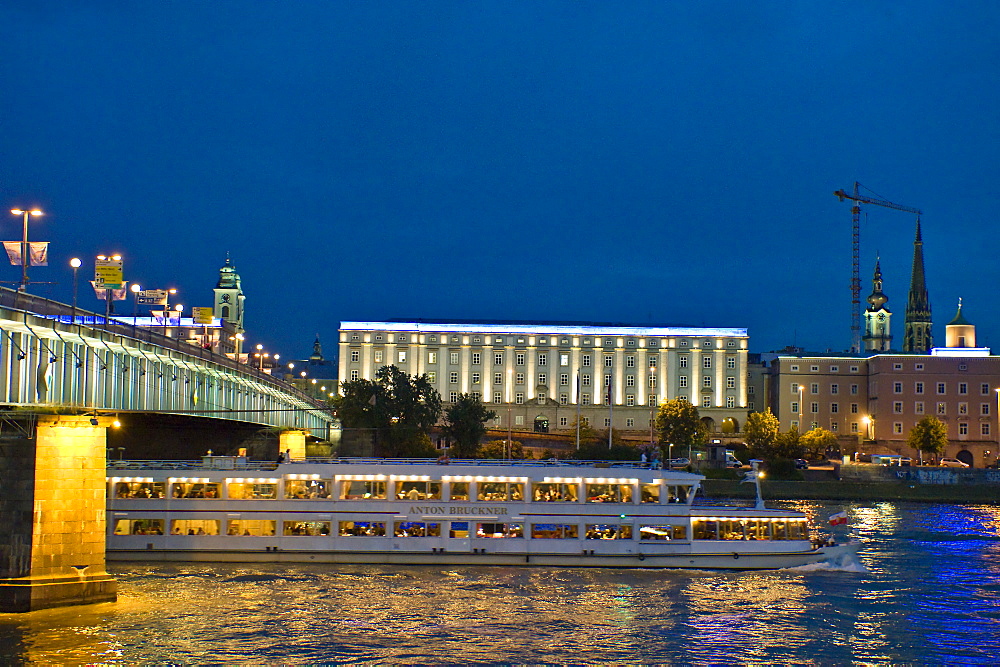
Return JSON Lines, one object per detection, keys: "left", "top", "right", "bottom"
{"left": 10, "top": 207, "right": 44, "bottom": 292}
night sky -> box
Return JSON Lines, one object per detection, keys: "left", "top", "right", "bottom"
{"left": 3, "top": 3, "right": 998, "bottom": 361}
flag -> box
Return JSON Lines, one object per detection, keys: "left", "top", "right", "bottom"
{"left": 828, "top": 511, "right": 849, "bottom": 526}
{"left": 91, "top": 281, "right": 129, "bottom": 300}
{"left": 28, "top": 242, "right": 48, "bottom": 266}
{"left": 3, "top": 242, "right": 22, "bottom": 266}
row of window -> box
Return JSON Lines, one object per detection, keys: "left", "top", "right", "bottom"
{"left": 430, "top": 372, "right": 737, "bottom": 389}
{"left": 791, "top": 382, "right": 860, "bottom": 395}
{"left": 479, "top": 391, "right": 736, "bottom": 409}
{"left": 349, "top": 349, "right": 740, "bottom": 370}
{"left": 348, "top": 331, "right": 741, "bottom": 350}
{"left": 791, "top": 381, "right": 995, "bottom": 396}
{"left": 892, "top": 401, "right": 991, "bottom": 416}
{"left": 112, "top": 479, "right": 695, "bottom": 504}
{"left": 113, "top": 517, "right": 806, "bottom": 541}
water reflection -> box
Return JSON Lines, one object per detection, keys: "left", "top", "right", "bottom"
{"left": 1, "top": 502, "right": 999, "bottom": 663}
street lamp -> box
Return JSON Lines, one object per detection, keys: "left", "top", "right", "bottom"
{"left": 9, "top": 208, "right": 42, "bottom": 292}
{"left": 69, "top": 257, "right": 81, "bottom": 322}
{"left": 797, "top": 385, "right": 804, "bottom": 432}
{"left": 130, "top": 283, "right": 141, "bottom": 325}
{"left": 229, "top": 332, "right": 245, "bottom": 361}
{"left": 162, "top": 288, "right": 178, "bottom": 335}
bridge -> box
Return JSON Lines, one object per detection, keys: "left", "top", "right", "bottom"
{"left": 0, "top": 286, "right": 335, "bottom": 612}
{"left": 0, "top": 286, "right": 334, "bottom": 437}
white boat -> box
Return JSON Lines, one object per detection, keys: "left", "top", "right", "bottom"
{"left": 106, "top": 458, "right": 858, "bottom": 569}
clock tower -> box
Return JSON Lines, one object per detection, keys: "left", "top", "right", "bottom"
{"left": 213, "top": 255, "right": 245, "bottom": 331}
{"left": 862, "top": 258, "right": 892, "bottom": 352}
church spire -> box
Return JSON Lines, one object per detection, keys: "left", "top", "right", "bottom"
{"left": 903, "top": 219, "right": 932, "bottom": 353}
{"left": 862, "top": 257, "right": 892, "bottom": 352}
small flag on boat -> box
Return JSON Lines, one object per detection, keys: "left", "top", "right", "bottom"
{"left": 829, "top": 511, "right": 849, "bottom": 526}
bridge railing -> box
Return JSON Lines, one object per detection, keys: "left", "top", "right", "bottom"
{"left": 0, "top": 286, "right": 327, "bottom": 410}
{"left": 108, "top": 457, "right": 661, "bottom": 471}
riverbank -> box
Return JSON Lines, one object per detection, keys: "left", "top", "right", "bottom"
{"left": 700, "top": 478, "right": 1000, "bottom": 504}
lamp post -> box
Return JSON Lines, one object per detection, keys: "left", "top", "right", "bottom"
{"left": 174, "top": 304, "right": 183, "bottom": 331}
{"left": 130, "top": 283, "right": 141, "bottom": 325}
{"left": 506, "top": 368, "right": 513, "bottom": 460}
{"left": 255, "top": 343, "right": 267, "bottom": 371}
{"left": 229, "top": 332, "right": 245, "bottom": 362}
{"left": 161, "top": 288, "right": 177, "bottom": 335}
{"left": 797, "top": 385, "right": 804, "bottom": 432}
{"left": 69, "top": 257, "right": 81, "bottom": 322}
{"left": 10, "top": 208, "right": 42, "bottom": 292}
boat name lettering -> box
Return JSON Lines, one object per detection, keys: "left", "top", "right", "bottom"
{"left": 408, "top": 506, "right": 509, "bottom": 516}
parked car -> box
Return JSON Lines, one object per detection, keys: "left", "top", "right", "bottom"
{"left": 939, "top": 457, "right": 969, "bottom": 468}
{"left": 794, "top": 458, "right": 809, "bottom": 469}
{"left": 725, "top": 456, "right": 742, "bottom": 468}
{"left": 668, "top": 458, "right": 690, "bottom": 469}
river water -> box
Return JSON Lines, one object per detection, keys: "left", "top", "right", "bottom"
{"left": 1, "top": 500, "right": 998, "bottom": 664}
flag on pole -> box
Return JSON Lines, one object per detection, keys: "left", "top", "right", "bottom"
{"left": 828, "top": 511, "right": 849, "bottom": 526}
{"left": 3, "top": 242, "right": 22, "bottom": 266}
{"left": 28, "top": 242, "right": 48, "bottom": 266}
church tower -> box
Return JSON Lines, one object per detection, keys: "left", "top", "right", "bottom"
{"left": 945, "top": 299, "right": 976, "bottom": 348}
{"left": 213, "top": 255, "right": 245, "bottom": 331}
{"left": 903, "top": 220, "right": 932, "bottom": 353}
{"left": 862, "top": 258, "right": 892, "bottom": 352}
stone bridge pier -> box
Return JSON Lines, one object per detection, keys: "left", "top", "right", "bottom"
{"left": 0, "top": 415, "right": 117, "bottom": 612}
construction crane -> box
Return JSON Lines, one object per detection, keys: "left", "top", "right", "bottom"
{"left": 834, "top": 182, "right": 921, "bottom": 353}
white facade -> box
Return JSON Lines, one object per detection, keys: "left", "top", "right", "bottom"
{"left": 339, "top": 321, "right": 750, "bottom": 435}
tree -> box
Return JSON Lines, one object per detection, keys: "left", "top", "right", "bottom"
{"left": 443, "top": 394, "right": 497, "bottom": 457}
{"left": 333, "top": 365, "right": 442, "bottom": 457}
{"left": 907, "top": 415, "right": 948, "bottom": 464}
{"left": 567, "top": 417, "right": 601, "bottom": 449}
{"left": 478, "top": 439, "right": 527, "bottom": 459}
{"left": 799, "top": 427, "right": 838, "bottom": 461}
{"left": 744, "top": 409, "right": 780, "bottom": 460}
{"left": 655, "top": 399, "right": 705, "bottom": 459}
{"left": 772, "top": 428, "right": 804, "bottom": 460}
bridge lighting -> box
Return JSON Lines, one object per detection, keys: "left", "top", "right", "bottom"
{"left": 130, "top": 283, "right": 141, "bottom": 324}
{"left": 69, "top": 258, "right": 82, "bottom": 320}
{"left": 10, "top": 207, "right": 43, "bottom": 292}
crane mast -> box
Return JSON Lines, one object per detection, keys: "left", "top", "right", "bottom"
{"left": 834, "top": 182, "right": 921, "bottom": 353}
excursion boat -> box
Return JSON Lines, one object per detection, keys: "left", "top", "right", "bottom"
{"left": 106, "top": 457, "right": 858, "bottom": 569}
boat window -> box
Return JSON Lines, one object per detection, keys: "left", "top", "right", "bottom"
{"left": 476, "top": 522, "right": 523, "bottom": 538}
{"left": 285, "top": 479, "right": 331, "bottom": 499}
{"left": 113, "top": 518, "right": 164, "bottom": 535}
{"left": 665, "top": 485, "right": 689, "bottom": 503}
{"left": 639, "top": 524, "right": 686, "bottom": 540}
{"left": 396, "top": 481, "right": 442, "bottom": 501}
{"left": 283, "top": 521, "right": 330, "bottom": 536}
{"left": 531, "top": 482, "right": 578, "bottom": 502}
{"left": 340, "top": 480, "right": 387, "bottom": 500}
{"left": 227, "top": 482, "right": 277, "bottom": 500}
{"left": 449, "top": 521, "right": 470, "bottom": 538}
{"left": 477, "top": 482, "right": 523, "bottom": 501}
{"left": 530, "top": 523, "right": 579, "bottom": 539}
{"left": 772, "top": 520, "right": 787, "bottom": 540}
{"left": 170, "top": 519, "right": 221, "bottom": 536}
{"left": 718, "top": 520, "right": 748, "bottom": 540}
{"left": 338, "top": 521, "right": 386, "bottom": 536}
{"left": 745, "top": 519, "right": 770, "bottom": 540}
{"left": 450, "top": 482, "right": 469, "bottom": 501}
{"left": 393, "top": 521, "right": 441, "bottom": 537}
{"left": 585, "top": 524, "right": 633, "bottom": 540}
{"left": 171, "top": 482, "right": 220, "bottom": 499}
{"left": 788, "top": 520, "right": 807, "bottom": 540}
{"left": 226, "top": 519, "right": 276, "bottom": 536}
{"left": 113, "top": 481, "right": 165, "bottom": 499}
{"left": 585, "top": 483, "right": 633, "bottom": 503}
{"left": 640, "top": 484, "right": 660, "bottom": 503}
{"left": 692, "top": 520, "right": 719, "bottom": 540}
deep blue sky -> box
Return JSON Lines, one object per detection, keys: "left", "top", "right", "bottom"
{"left": 3, "top": 3, "right": 998, "bottom": 360}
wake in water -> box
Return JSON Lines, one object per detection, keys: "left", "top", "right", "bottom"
{"left": 786, "top": 554, "right": 869, "bottom": 574}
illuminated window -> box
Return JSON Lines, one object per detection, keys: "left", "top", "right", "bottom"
{"left": 350, "top": 369, "right": 359, "bottom": 381}
{"left": 472, "top": 373, "right": 480, "bottom": 384}
{"left": 893, "top": 402, "right": 903, "bottom": 414}
{"left": 373, "top": 350, "right": 383, "bottom": 364}
{"left": 515, "top": 392, "right": 524, "bottom": 404}
{"left": 958, "top": 402, "right": 968, "bottom": 415}
{"left": 494, "top": 372, "right": 502, "bottom": 384}
{"left": 397, "top": 350, "right": 406, "bottom": 363}
{"left": 959, "top": 422, "right": 968, "bottom": 435}
{"left": 726, "top": 396, "right": 735, "bottom": 408}
{"left": 702, "top": 395, "right": 711, "bottom": 408}
{"left": 893, "top": 423, "right": 903, "bottom": 434}
{"left": 516, "top": 372, "right": 525, "bottom": 384}
{"left": 426, "top": 371, "right": 436, "bottom": 383}
{"left": 449, "top": 392, "right": 458, "bottom": 402}
{"left": 350, "top": 349, "right": 359, "bottom": 363}
{"left": 428, "top": 351, "right": 438, "bottom": 364}
{"left": 915, "top": 402, "right": 924, "bottom": 414}
{"left": 560, "top": 353, "right": 569, "bottom": 366}
{"left": 538, "top": 373, "right": 547, "bottom": 385}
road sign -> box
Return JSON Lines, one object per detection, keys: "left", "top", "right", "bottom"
{"left": 192, "top": 307, "right": 214, "bottom": 324}
{"left": 137, "top": 289, "right": 168, "bottom": 305}
{"left": 94, "top": 258, "right": 123, "bottom": 289}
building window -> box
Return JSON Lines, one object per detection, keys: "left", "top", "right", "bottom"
{"left": 679, "top": 376, "right": 688, "bottom": 388}
{"left": 851, "top": 403, "right": 858, "bottom": 414}
{"left": 582, "top": 375, "right": 591, "bottom": 386}
{"left": 959, "top": 422, "right": 968, "bottom": 436}
{"left": 397, "top": 350, "right": 407, "bottom": 363}
{"left": 582, "top": 354, "right": 592, "bottom": 367}
{"left": 915, "top": 402, "right": 924, "bottom": 414}
{"left": 850, "top": 366, "right": 859, "bottom": 373}
{"left": 472, "top": 373, "right": 481, "bottom": 384}
{"left": 538, "top": 373, "right": 547, "bottom": 385}
{"left": 450, "top": 352, "right": 460, "bottom": 365}
{"left": 983, "top": 423, "right": 992, "bottom": 436}
{"left": 982, "top": 403, "right": 991, "bottom": 416}
{"left": 727, "top": 377, "right": 736, "bottom": 389}
{"left": 748, "top": 386, "right": 755, "bottom": 394}
{"left": 515, "top": 415, "right": 524, "bottom": 426}
{"left": 791, "top": 365, "right": 799, "bottom": 371}
{"left": 537, "top": 392, "right": 547, "bottom": 403}
{"left": 560, "top": 373, "right": 569, "bottom": 386}
{"left": 560, "top": 353, "right": 569, "bottom": 366}
{"left": 471, "top": 391, "right": 481, "bottom": 401}
{"left": 493, "top": 372, "right": 502, "bottom": 385}
{"left": 937, "top": 403, "right": 947, "bottom": 415}
{"left": 626, "top": 375, "right": 635, "bottom": 387}
{"left": 915, "top": 363, "right": 924, "bottom": 371}
{"left": 516, "top": 353, "right": 525, "bottom": 366}
{"left": 427, "top": 372, "right": 436, "bottom": 383}
{"left": 915, "top": 382, "right": 924, "bottom": 394}
{"left": 604, "top": 418, "right": 611, "bottom": 427}
{"left": 676, "top": 355, "right": 688, "bottom": 370}
{"left": 810, "top": 365, "right": 819, "bottom": 372}
{"left": 626, "top": 417, "right": 635, "bottom": 427}
{"left": 626, "top": 395, "right": 635, "bottom": 407}
{"left": 811, "top": 383, "right": 819, "bottom": 394}
{"left": 702, "top": 376, "right": 712, "bottom": 388}
{"left": 450, "top": 372, "right": 458, "bottom": 384}
{"left": 893, "top": 402, "right": 903, "bottom": 414}
{"left": 850, "top": 422, "right": 859, "bottom": 433}
{"left": 702, "top": 356, "right": 712, "bottom": 369}
{"left": 626, "top": 355, "right": 635, "bottom": 368}
{"left": 702, "top": 396, "right": 712, "bottom": 408}
{"left": 791, "top": 401, "right": 799, "bottom": 414}
{"left": 351, "top": 333, "right": 360, "bottom": 341}
{"left": 831, "top": 384, "right": 839, "bottom": 395}
{"left": 516, "top": 373, "right": 525, "bottom": 385}
{"left": 559, "top": 416, "right": 568, "bottom": 426}
{"left": 493, "top": 391, "right": 502, "bottom": 404}
{"left": 748, "top": 401, "right": 755, "bottom": 411}
{"left": 893, "top": 363, "right": 903, "bottom": 370}
{"left": 604, "top": 374, "right": 612, "bottom": 387}
{"left": 811, "top": 402, "right": 819, "bottom": 414}
{"left": 726, "top": 357, "right": 736, "bottom": 369}
{"left": 982, "top": 383, "right": 991, "bottom": 395}
{"left": 649, "top": 375, "right": 657, "bottom": 388}
{"left": 471, "top": 352, "right": 481, "bottom": 365}
{"left": 678, "top": 395, "right": 688, "bottom": 402}
{"left": 937, "top": 383, "right": 946, "bottom": 395}
{"left": 892, "top": 382, "right": 902, "bottom": 394}
{"left": 582, "top": 394, "right": 591, "bottom": 405}
{"left": 831, "top": 422, "right": 839, "bottom": 432}
{"left": 605, "top": 355, "right": 614, "bottom": 367}
{"left": 350, "top": 349, "right": 360, "bottom": 363}
{"left": 449, "top": 392, "right": 458, "bottom": 402}
{"left": 648, "top": 355, "right": 658, "bottom": 368}
{"left": 831, "top": 403, "right": 839, "bottom": 413}
{"left": 830, "top": 365, "right": 839, "bottom": 372}
{"left": 350, "top": 369, "right": 359, "bottom": 381}
{"left": 850, "top": 384, "right": 859, "bottom": 395}
{"left": 726, "top": 396, "right": 735, "bottom": 408}
{"left": 495, "top": 352, "right": 504, "bottom": 365}
{"left": 648, "top": 395, "right": 658, "bottom": 406}
{"left": 515, "top": 393, "right": 524, "bottom": 405}
{"left": 958, "top": 402, "right": 968, "bottom": 415}
{"left": 959, "top": 383, "right": 968, "bottom": 395}
{"left": 537, "top": 353, "right": 547, "bottom": 366}
{"left": 374, "top": 350, "right": 383, "bottom": 364}
{"left": 560, "top": 394, "right": 568, "bottom": 406}
{"left": 893, "top": 423, "right": 903, "bottom": 434}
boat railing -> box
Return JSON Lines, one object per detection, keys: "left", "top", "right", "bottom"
{"left": 107, "top": 457, "right": 665, "bottom": 472}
